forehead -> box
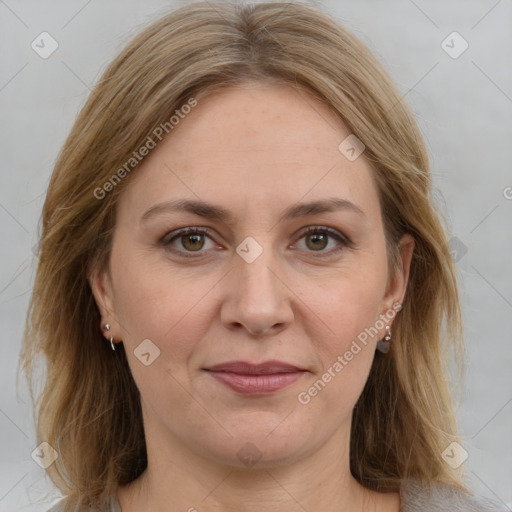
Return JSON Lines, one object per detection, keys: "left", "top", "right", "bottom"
{"left": 117, "top": 83, "right": 381, "bottom": 224}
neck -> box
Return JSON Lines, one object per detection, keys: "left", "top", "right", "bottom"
{"left": 117, "top": 421, "right": 393, "bottom": 512}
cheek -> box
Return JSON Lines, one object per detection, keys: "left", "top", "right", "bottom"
{"left": 300, "top": 252, "right": 388, "bottom": 351}
{"left": 110, "top": 246, "right": 218, "bottom": 361}
{"left": 296, "top": 253, "right": 387, "bottom": 405}
{"left": 295, "top": 297, "right": 381, "bottom": 426}
{"left": 325, "top": 279, "right": 385, "bottom": 353}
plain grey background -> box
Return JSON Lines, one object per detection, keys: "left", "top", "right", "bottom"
{"left": 1, "top": 0, "right": 511, "bottom": 510}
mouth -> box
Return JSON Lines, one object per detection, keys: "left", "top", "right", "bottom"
{"left": 203, "top": 360, "right": 307, "bottom": 395}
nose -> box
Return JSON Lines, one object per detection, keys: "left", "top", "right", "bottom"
{"left": 220, "top": 245, "right": 294, "bottom": 337}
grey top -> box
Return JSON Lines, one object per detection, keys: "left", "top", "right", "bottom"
{"left": 46, "top": 478, "right": 508, "bottom": 511}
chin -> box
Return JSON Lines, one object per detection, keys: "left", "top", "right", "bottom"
{"left": 194, "top": 421, "right": 312, "bottom": 470}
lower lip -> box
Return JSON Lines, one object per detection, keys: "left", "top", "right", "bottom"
{"left": 206, "top": 371, "right": 305, "bottom": 395}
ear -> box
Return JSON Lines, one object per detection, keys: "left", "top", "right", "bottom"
{"left": 380, "top": 233, "right": 415, "bottom": 316}
{"left": 88, "top": 265, "right": 122, "bottom": 341}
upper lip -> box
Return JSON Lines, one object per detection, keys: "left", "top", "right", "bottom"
{"left": 204, "top": 360, "right": 305, "bottom": 374}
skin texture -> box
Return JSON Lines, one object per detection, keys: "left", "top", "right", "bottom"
{"left": 90, "top": 82, "right": 414, "bottom": 512}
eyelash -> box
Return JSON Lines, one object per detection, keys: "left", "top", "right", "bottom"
{"left": 160, "top": 226, "right": 350, "bottom": 259}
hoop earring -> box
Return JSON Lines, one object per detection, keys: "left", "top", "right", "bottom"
{"left": 376, "top": 325, "right": 392, "bottom": 354}
{"left": 103, "top": 323, "right": 115, "bottom": 351}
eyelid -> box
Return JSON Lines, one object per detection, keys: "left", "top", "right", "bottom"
{"left": 291, "top": 226, "right": 351, "bottom": 256}
{"left": 294, "top": 225, "right": 350, "bottom": 245}
{"left": 160, "top": 226, "right": 220, "bottom": 258}
{"left": 160, "top": 226, "right": 215, "bottom": 245}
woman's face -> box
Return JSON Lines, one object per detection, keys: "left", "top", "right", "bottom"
{"left": 92, "top": 82, "right": 413, "bottom": 471}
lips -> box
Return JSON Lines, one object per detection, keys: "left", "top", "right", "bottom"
{"left": 204, "top": 360, "right": 306, "bottom": 395}
{"left": 206, "top": 360, "right": 303, "bottom": 374}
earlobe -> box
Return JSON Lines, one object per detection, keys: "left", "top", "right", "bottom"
{"left": 377, "top": 234, "right": 414, "bottom": 351}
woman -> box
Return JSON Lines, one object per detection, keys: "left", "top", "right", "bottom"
{"left": 20, "top": 2, "right": 506, "bottom": 511}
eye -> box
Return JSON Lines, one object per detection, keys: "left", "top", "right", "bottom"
{"left": 161, "top": 227, "right": 218, "bottom": 257}
{"left": 293, "top": 226, "right": 349, "bottom": 256}
{"left": 161, "top": 225, "right": 350, "bottom": 259}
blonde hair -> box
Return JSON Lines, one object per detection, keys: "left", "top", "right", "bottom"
{"left": 20, "top": 1, "right": 466, "bottom": 508}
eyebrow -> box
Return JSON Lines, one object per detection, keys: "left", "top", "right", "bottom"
{"left": 140, "top": 197, "right": 367, "bottom": 224}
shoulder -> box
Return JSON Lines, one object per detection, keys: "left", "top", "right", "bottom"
{"left": 45, "top": 494, "right": 121, "bottom": 512}
{"left": 400, "top": 478, "right": 508, "bottom": 512}
{"left": 46, "top": 500, "right": 67, "bottom": 512}
{"left": 46, "top": 499, "right": 67, "bottom": 512}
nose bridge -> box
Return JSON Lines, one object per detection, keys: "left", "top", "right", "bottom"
{"left": 221, "top": 233, "right": 293, "bottom": 335}
{"left": 235, "top": 234, "right": 280, "bottom": 298}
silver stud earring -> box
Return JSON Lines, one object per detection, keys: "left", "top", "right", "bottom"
{"left": 376, "top": 325, "right": 392, "bottom": 354}
{"left": 103, "top": 323, "right": 115, "bottom": 351}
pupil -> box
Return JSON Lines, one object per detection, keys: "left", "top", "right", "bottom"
{"left": 308, "top": 233, "right": 327, "bottom": 250}
{"left": 184, "top": 234, "right": 203, "bottom": 251}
